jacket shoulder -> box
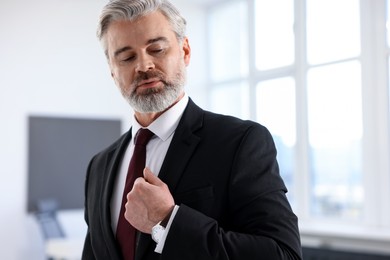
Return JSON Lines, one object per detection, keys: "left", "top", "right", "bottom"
{"left": 185, "top": 98, "right": 268, "bottom": 135}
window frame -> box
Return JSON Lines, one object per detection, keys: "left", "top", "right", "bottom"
{"left": 205, "top": 0, "right": 390, "bottom": 253}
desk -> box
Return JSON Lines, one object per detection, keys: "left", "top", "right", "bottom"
{"left": 46, "top": 238, "right": 84, "bottom": 260}
{"left": 44, "top": 209, "right": 86, "bottom": 260}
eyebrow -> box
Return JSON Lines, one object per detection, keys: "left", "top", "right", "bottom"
{"left": 147, "top": 36, "right": 169, "bottom": 45}
{"left": 113, "top": 37, "right": 169, "bottom": 58}
{"left": 114, "top": 46, "right": 132, "bottom": 58}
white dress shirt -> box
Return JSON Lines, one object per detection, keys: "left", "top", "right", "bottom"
{"left": 110, "top": 94, "right": 189, "bottom": 253}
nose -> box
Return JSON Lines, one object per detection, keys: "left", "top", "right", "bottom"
{"left": 135, "top": 54, "right": 155, "bottom": 73}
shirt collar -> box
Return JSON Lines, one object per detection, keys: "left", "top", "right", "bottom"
{"left": 131, "top": 93, "right": 189, "bottom": 142}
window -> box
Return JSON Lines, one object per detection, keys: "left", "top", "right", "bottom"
{"left": 210, "top": 81, "right": 250, "bottom": 119}
{"left": 209, "top": 1, "right": 249, "bottom": 119}
{"left": 256, "top": 77, "right": 296, "bottom": 203}
{"left": 255, "top": 0, "right": 294, "bottom": 70}
{"left": 207, "top": 0, "right": 390, "bottom": 246}
{"left": 306, "top": 0, "right": 360, "bottom": 65}
{"left": 307, "top": 61, "right": 363, "bottom": 218}
{"left": 209, "top": 1, "right": 248, "bottom": 82}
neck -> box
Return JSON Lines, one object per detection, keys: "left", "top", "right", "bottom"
{"left": 134, "top": 92, "right": 185, "bottom": 127}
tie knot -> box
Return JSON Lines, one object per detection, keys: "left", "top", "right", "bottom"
{"left": 134, "top": 128, "right": 154, "bottom": 146}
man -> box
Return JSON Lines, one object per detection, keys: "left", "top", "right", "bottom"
{"left": 82, "top": 0, "right": 302, "bottom": 259}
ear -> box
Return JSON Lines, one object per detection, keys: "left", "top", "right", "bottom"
{"left": 108, "top": 60, "right": 116, "bottom": 79}
{"left": 182, "top": 37, "right": 191, "bottom": 66}
{"left": 110, "top": 69, "right": 120, "bottom": 87}
{"left": 110, "top": 66, "right": 118, "bottom": 85}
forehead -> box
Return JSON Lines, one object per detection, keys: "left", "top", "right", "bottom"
{"left": 105, "top": 11, "right": 176, "bottom": 54}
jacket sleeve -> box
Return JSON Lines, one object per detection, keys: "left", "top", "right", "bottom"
{"left": 161, "top": 125, "right": 302, "bottom": 260}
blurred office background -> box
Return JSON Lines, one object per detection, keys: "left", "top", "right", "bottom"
{"left": 1, "top": 0, "right": 390, "bottom": 259}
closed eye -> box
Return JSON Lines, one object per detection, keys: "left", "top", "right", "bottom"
{"left": 122, "top": 56, "right": 136, "bottom": 62}
{"left": 150, "top": 48, "right": 164, "bottom": 54}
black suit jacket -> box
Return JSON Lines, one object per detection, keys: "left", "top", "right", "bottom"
{"left": 82, "top": 99, "right": 302, "bottom": 260}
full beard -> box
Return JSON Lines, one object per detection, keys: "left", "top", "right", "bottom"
{"left": 121, "top": 66, "right": 186, "bottom": 113}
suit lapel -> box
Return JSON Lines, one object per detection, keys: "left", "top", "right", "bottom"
{"left": 100, "top": 130, "right": 133, "bottom": 259}
{"left": 158, "top": 99, "right": 203, "bottom": 194}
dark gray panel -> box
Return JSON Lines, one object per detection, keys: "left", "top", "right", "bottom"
{"left": 27, "top": 116, "right": 122, "bottom": 212}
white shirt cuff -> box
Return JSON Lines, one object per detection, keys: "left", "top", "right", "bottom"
{"left": 154, "top": 205, "right": 179, "bottom": 253}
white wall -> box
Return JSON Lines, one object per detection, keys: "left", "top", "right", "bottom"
{"left": 0, "top": 0, "right": 207, "bottom": 259}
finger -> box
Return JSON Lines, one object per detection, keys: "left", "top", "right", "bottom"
{"left": 132, "top": 177, "right": 147, "bottom": 193}
{"left": 143, "top": 167, "right": 164, "bottom": 186}
{"left": 133, "top": 176, "right": 146, "bottom": 186}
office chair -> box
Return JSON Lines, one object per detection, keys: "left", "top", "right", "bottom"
{"left": 34, "top": 199, "right": 65, "bottom": 240}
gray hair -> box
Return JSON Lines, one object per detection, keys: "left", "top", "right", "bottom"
{"left": 97, "top": 0, "right": 187, "bottom": 56}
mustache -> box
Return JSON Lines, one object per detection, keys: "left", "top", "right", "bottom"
{"left": 133, "top": 70, "right": 167, "bottom": 86}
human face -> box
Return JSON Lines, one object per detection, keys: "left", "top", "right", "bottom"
{"left": 105, "top": 11, "right": 191, "bottom": 114}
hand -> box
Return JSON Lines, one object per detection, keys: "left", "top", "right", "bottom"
{"left": 124, "top": 167, "right": 175, "bottom": 234}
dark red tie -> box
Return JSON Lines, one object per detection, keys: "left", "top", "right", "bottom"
{"left": 116, "top": 128, "right": 154, "bottom": 260}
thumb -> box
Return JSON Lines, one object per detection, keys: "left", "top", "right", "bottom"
{"left": 143, "top": 167, "right": 164, "bottom": 186}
